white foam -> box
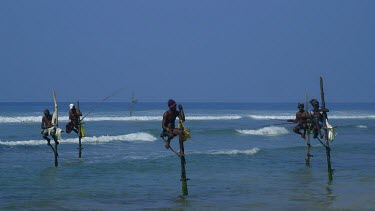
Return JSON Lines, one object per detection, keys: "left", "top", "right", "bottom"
{"left": 0, "top": 132, "right": 157, "bottom": 146}
{"left": 188, "top": 115, "right": 242, "bottom": 120}
{"left": 2, "top": 113, "right": 375, "bottom": 124}
{"left": 356, "top": 125, "right": 368, "bottom": 128}
{"left": 248, "top": 114, "right": 375, "bottom": 120}
{"left": 248, "top": 115, "right": 293, "bottom": 120}
{"left": 236, "top": 126, "right": 290, "bottom": 136}
{"left": 85, "top": 116, "right": 161, "bottom": 121}
{"left": 0, "top": 116, "right": 70, "bottom": 123}
{"left": 0, "top": 115, "right": 242, "bottom": 123}
{"left": 329, "top": 115, "right": 375, "bottom": 119}
{"left": 86, "top": 115, "right": 242, "bottom": 121}
{"left": 204, "top": 148, "right": 260, "bottom": 155}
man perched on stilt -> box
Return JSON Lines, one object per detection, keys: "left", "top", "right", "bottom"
{"left": 287, "top": 103, "right": 310, "bottom": 139}
{"left": 41, "top": 109, "right": 59, "bottom": 145}
{"left": 309, "top": 99, "right": 329, "bottom": 139}
{"left": 161, "top": 99, "right": 186, "bottom": 156}
{"left": 66, "top": 103, "right": 82, "bottom": 134}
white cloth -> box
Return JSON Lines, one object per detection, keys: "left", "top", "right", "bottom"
{"left": 325, "top": 119, "right": 336, "bottom": 141}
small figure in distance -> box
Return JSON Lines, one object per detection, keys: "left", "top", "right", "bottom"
{"left": 162, "top": 99, "right": 186, "bottom": 156}
{"left": 287, "top": 103, "right": 310, "bottom": 139}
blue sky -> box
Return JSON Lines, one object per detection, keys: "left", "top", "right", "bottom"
{"left": 0, "top": 1, "right": 374, "bottom": 103}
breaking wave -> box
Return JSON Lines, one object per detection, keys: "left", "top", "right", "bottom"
{"left": 356, "top": 125, "right": 368, "bottom": 129}
{"left": 248, "top": 115, "right": 293, "bottom": 120}
{"left": 0, "top": 115, "right": 242, "bottom": 123}
{"left": 0, "top": 132, "right": 157, "bottom": 146}
{"left": 2, "top": 113, "right": 375, "bottom": 124}
{"left": 236, "top": 126, "right": 290, "bottom": 136}
{"left": 195, "top": 148, "right": 260, "bottom": 155}
{"left": 248, "top": 114, "right": 375, "bottom": 120}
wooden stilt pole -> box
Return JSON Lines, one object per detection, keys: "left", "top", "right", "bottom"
{"left": 77, "top": 101, "right": 83, "bottom": 158}
{"left": 52, "top": 91, "right": 59, "bottom": 167}
{"left": 161, "top": 135, "right": 188, "bottom": 195}
{"left": 305, "top": 92, "right": 312, "bottom": 165}
{"left": 320, "top": 76, "right": 333, "bottom": 180}
{"left": 180, "top": 156, "right": 188, "bottom": 196}
{"left": 54, "top": 139, "right": 58, "bottom": 167}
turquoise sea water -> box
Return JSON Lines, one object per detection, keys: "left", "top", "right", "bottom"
{"left": 0, "top": 102, "right": 374, "bottom": 210}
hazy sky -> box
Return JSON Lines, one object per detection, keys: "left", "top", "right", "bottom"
{"left": 1, "top": 1, "right": 374, "bottom": 103}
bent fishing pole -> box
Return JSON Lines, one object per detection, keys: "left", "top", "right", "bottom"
{"left": 80, "top": 87, "right": 127, "bottom": 122}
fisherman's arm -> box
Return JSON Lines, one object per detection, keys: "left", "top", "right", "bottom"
{"left": 287, "top": 113, "right": 298, "bottom": 123}
{"left": 69, "top": 111, "right": 74, "bottom": 120}
{"left": 303, "top": 111, "right": 312, "bottom": 123}
{"left": 321, "top": 107, "right": 329, "bottom": 112}
{"left": 162, "top": 113, "right": 171, "bottom": 132}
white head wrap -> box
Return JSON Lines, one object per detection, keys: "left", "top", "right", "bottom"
{"left": 69, "top": 104, "right": 74, "bottom": 109}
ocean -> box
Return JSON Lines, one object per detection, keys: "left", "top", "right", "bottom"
{"left": 0, "top": 102, "right": 374, "bottom": 210}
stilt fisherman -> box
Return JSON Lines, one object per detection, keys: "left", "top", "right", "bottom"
{"left": 309, "top": 99, "right": 329, "bottom": 139}
{"left": 66, "top": 103, "right": 82, "bottom": 134}
{"left": 288, "top": 103, "right": 310, "bottom": 139}
{"left": 162, "top": 99, "right": 186, "bottom": 156}
{"left": 41, "top": 109, "right": 59, "bottom": 145}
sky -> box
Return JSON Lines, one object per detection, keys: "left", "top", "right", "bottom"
{"left": 0, "top": 1, "right": 374, "bottom": 103}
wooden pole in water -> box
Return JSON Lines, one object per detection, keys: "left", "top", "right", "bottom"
{"left": 180, "top": 156, "right": 188, "bottom": 195}
{"left": 161, "top": 135, "right": 188, "bottom": 195}
{"left": 53, "top": 91, "right": 59, "bottom": 167}
{"left": 77, "top": 101, "right": 83, "bottom": 158}
{"left": 320, "top": 76, "right": 333, "bottom": 180}
{"left": 54, "top": 139, "right": 58, "bottom": 167}
{"left": 305, "top": 92, "right": 312, "bottom": 165}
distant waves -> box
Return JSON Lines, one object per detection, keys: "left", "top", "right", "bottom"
{"left": 0, "top": 132, "right": 157, "bottom": 146}
{"left": 0, "top": 115, "right": 242, "bottom": 123}
{"left": 236, "top": 126, "right": 290, "bottom": 136}
{"left": 1, "top": 113, "right": 375, "bottom": 124}
{"left": 203, "top": 148, "right": 260, "bottom": 155}
{"left": 248, "top": 114, "right": 375, "bottom": 120}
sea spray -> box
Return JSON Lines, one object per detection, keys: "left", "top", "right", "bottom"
{"left": 0, "top": 132, "right": 157, "bottom": 146}
{"left": 236, "top": 126, "right": 290, "bottom": 136}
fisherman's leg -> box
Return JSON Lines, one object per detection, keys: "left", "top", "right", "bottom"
{"left": 66, "top": 122, "right": 73, "bottom": 134}
{"left": 293, "top": 125, "right": 304, "bottom": 138}
{"left": 43, "top": 135, "right": 51, "bottom": 145}
{"left": 165, "top": 132, "right": 174, "bottom": 149}
{"left": 302, "top": 129, "right": 306, "bottom": 139}
{"left": 52, "top": 135, "right": 59, "bottom": 145}
{"left": 312, "top": 120, "right": 319, "bottom": 138}
{"left": 318, "top": 123, "right": 324, "bottom": 138}
{"left": 172, "top": 129, "right": 184, "bottom": 156}
{"left": 41, "top": 129, "right": 51, "bottom": 145}
{"left": 73, "top": 124, "right": 79, "bottom": 134}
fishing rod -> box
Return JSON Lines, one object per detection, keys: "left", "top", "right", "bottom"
{"left": 80, "top": 87, "right": 127, "bottom": 122}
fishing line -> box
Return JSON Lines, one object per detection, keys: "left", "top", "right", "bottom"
{"left": 5, "top": 116, "right": 40, "bottom": 131}
{"left": 81, "top": 86, "right": 127, "bottom": 121}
